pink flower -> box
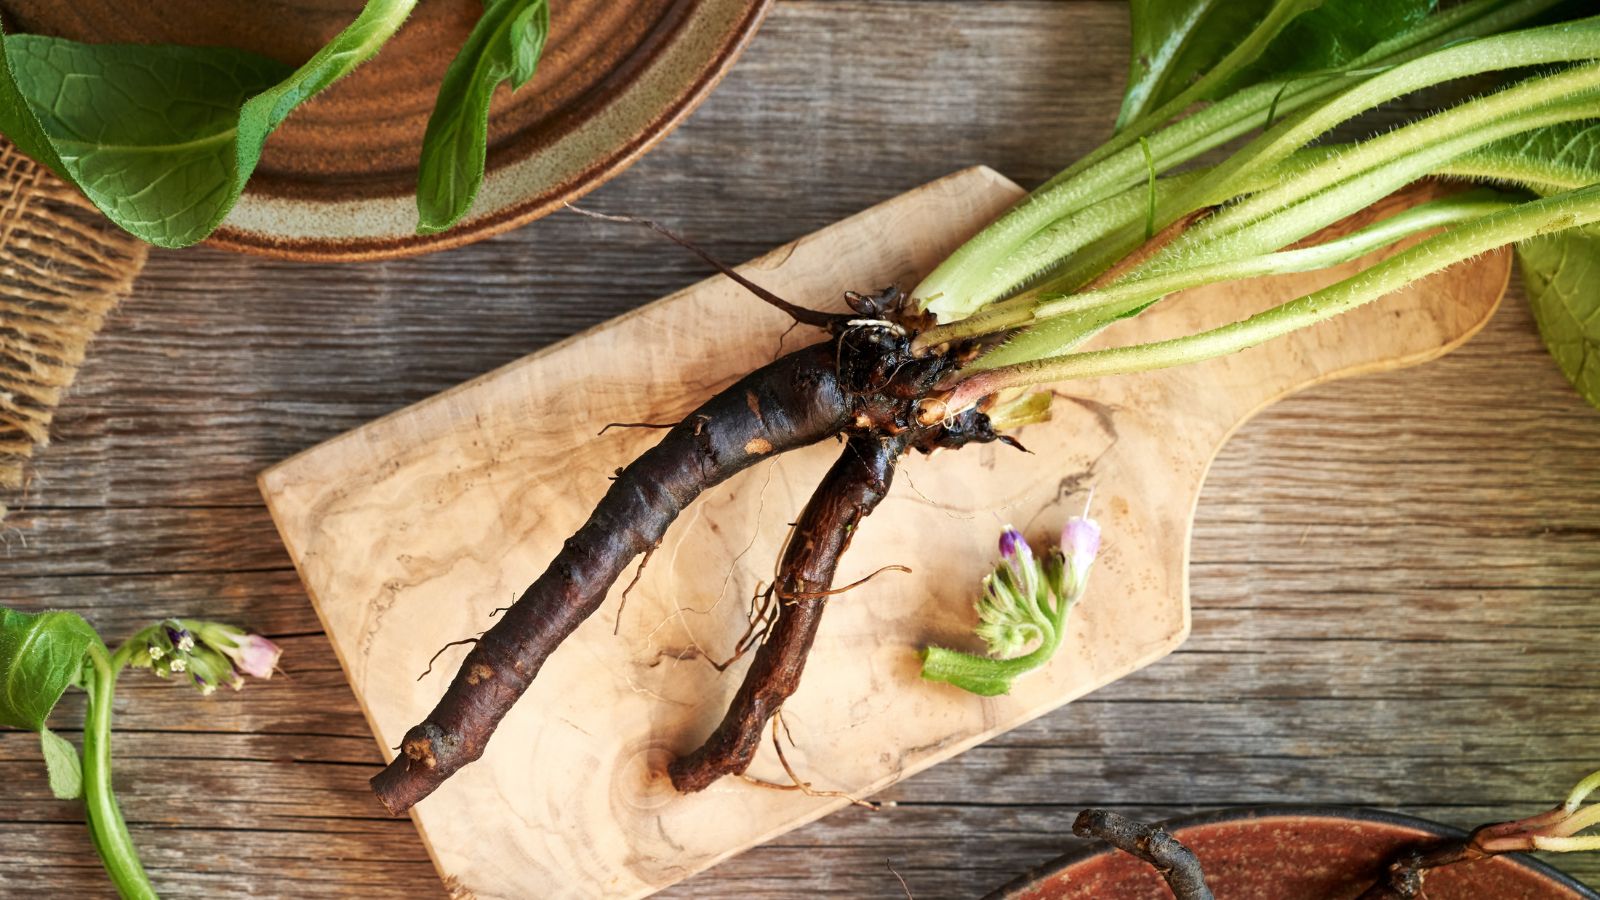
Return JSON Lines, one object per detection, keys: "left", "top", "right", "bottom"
{"left": 223, "top": 633, "right": 282, "bottom": 679}
{"left": 1060, "top": 493, "right": 1102, "bottom": 593}
{"left": 187, "top": 621, "right": 283, "bottom": 682}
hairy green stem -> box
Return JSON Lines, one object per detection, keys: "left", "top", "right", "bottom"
{"left": 1160, "top": 17, "right": 1600, "bottom": 230}
{"left": 917, "top": 184, "right": 1508, "bottom": 352}
{"left": 919, "top": 639, "right": 1059, "bottom": 697}
{"left": 1022, "top": 21, "right": 1600, "bottom": 306}
{"left": 975, "top": 82, "right": 1600, "bottom": 370}
{"left": 1167, "top": 64, "right": 1600, "bottom": 267}
{"left": 945, "top": 186, "right": 1600, "bottom": 404}
{"left": 1028, "top": 192, "right": 1512, "bottom": 323}
{"left": 913, "top": 0, "right": 1568, "bottom": 319}
{"left": 82, "top": 642, "right": 154, "bottom": 900}
{"left": 1038, "top": 0, "right": 1560, "bottom": 196}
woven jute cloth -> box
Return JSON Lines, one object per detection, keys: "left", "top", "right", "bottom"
{"left": 0, "top": 138, "right": 148, "bottom": 516}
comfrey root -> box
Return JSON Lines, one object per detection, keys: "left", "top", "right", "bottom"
{"left": 373, "top": 293, "right": 1004, "bottom": 814}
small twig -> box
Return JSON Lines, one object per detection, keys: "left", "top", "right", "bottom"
{"left": 1356, "top": 809, "right": 1560, "bottom": 899}
{"left": 1073, "top": 809, "right": 1213, "bottom": 900}
{"left": 566, "top": 205, "right": 840, "bottom": 328}
{"left": 417, "top": 638, "right": 480, "bottom": 682}
{"left": 1355, "top": 841, "right": 1483, "bottom": 899}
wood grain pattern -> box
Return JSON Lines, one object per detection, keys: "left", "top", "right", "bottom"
{"left": 259, "top": 169, "right": 1506, "bottom": 899}
{"left": 2, "top": 2, "right": 1598, "bottom": 898}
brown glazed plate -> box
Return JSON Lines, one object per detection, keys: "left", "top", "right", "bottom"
{"left": 988, "top": 807, "right": 1600, "bottom": 900}
{"left": 0, "top": 0, "right": 771, "bottom": 261}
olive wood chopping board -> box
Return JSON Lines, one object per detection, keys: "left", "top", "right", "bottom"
{"left": 259, "top": 167, "right": 1508, "bottom": 899}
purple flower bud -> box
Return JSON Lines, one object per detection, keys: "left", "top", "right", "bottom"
{"left": 998, "top": 526, "right": 1028, "bottom": 561}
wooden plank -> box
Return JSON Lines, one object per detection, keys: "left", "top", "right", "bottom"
{"left": 2, "top": 1, "right": 1598, "bottom": 898}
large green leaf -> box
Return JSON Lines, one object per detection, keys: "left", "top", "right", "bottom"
{"left": 0, "top": 608, "right": 99, "bottom": 732}
{"left": 3, "top": 37, "right": 292, "bottom": 245}
{"left": 0, "top": 0, "right": 416, "bottom": 248}
{"left": 1518, "top": 223, "right": 1600, "bottom": 409}
{"left": 416, "top": 0, "right": 550, "bottom": 235}
{"left": 1116, "top": 0, "right": 1435, "bottom": 132}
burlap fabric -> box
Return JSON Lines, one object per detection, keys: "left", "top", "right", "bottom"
{"left": 0, "top": 138, "right": 148, "bottom": 516}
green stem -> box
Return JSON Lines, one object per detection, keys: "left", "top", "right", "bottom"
{"left": 946, "top": 186, "right": 1600, "bottom": 402}
{"left": 1040, "top": 0, "right": 1552, "bottom": 198}
{"left": 82, "top": 642, "right": 156, "bottom": 900}
{"left": 972, "top": 87, "right": 1600, "bottom": 371}
{"left": 1026, "top": 19, "right": 1600, "bottom": 303}
{"left": 917, "top": 182, "right": 1507, "bottom": 352}
{"left": 1166, "top": 65, "right": 1600, "bottom": 267}
{"left": 1566, "top": 769, "right": 1600, "bottom": 813}
{"left": 912, "top": 0, "right": 1567, "bottom": 318}
{"left": 1159, "top": 16, "right": 1600, "bottom": 231}
{"left": 920, "top": 636, "right": 1059, "bottom": 697}
{"left": 1032, "top": 192, "right": 1513, "bottom": 321}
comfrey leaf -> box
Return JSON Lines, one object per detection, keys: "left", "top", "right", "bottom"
{"left": 1116, "top": 0, "right": 1434, "bottom": 132}
{"left": 415, "top": 0, "right": 551, "bottom": 235}
{"left": 39, "top": 727, "right": 83, "bottom": 800}
{"left": 0, "top": 607, "right": 99, "bottom": 732}
{"left": 0, "top": 0, "right": 416, "bottom": 248}
{"left": 1517, "top": 223, "right": 1600, "bottom": 409}
{"left": 1221, "top": 0, "right": 1435, "bottom": 96}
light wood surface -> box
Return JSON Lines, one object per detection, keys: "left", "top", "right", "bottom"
{"left": 2, "top": 3, "right": 1598, "bottom": 898}
{"left": 259, "top": 170, "right": 1506, "bottom": 899}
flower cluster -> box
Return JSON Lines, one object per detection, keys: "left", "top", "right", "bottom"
{"left": 127, "top": 618, "right": 281, "bottom": 695}
{"left": 923, "top": 497, "right": 1104, "bottom": 696}
{"left": 976, "top": 512, "right": 1102, "bottom": 659}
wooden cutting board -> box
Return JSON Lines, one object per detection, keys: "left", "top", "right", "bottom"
{"left": 259, "top": 167, "right": 1508, "bottom": 899}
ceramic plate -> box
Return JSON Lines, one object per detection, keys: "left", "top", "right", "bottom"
{"left": 2, "top": 0, "right": 771, "bottom": 260}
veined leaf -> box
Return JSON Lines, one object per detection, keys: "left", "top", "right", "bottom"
{"left": 416, "top": 0, "right": 550, "bottom": 235}
{"left": 1118, "top": 0, "right": 1291, "bottom": 131}
{"left": 0, "top": 0, "right": 416, "bottom": 248}
{"left": 39, "top": 727, "right": 83, "bottom": 800}
{"left": 1518, "top": 223, "right": 1600, "bottom": 409}
{"left": 1226, "top": 0, "right": 1436, "bottom": 92}
{"left": 2, "top": 37, "right": 293, "bottom": 244}
{"left": 1116, "top": 0, "right": 1435, "bottom": 132}
{"left": 0, "top": 607, "right": 98, "bottom": 732}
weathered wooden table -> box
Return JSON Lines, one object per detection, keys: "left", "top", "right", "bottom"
{"left": 3, "top": 3, "right": 1598, "bottom": 897}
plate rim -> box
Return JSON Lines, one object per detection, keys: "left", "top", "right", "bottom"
{"left": 205, "top": 0, "right": 774, "bottom": 263}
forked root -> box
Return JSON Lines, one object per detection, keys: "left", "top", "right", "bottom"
{"left": 372, "top": 307, "right": 1005, "bottom": 814}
